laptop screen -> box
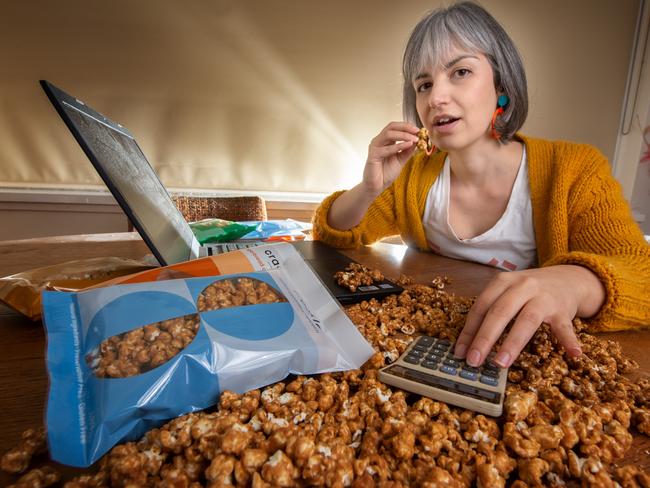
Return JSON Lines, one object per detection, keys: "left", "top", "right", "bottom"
{"left": 41, "top": 80, "right": 199, "bottom": 266}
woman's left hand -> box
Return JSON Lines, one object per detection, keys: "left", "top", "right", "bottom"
{"left": 453, "top": 265, "right": 606, "bottom": 368}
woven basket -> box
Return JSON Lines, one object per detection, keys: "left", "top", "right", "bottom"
{"left": 172, "top": 195, "right": 267, "bottom": 223}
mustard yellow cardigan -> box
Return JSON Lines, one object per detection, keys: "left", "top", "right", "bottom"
{"left": 313, "top": 135, "right": 650, "bottom": 331}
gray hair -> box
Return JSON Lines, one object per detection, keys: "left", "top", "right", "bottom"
{"left": 402, "top": 1, "right": 528, "bottom": 142}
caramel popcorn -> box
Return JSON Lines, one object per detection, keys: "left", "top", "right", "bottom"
{"left": 504, "top": 390, "right": 538, "bottom": 422}
{"left": 416, "top": 127, "right": 434, "bottom": 155}
{"left": 6, "top": 465, "right": 60, "bottom": 488}
{"left": 334, "top": 262, "right": 384, "bottom": 292}
{"left": 39, "top": 267, "right": 647, "bottom": 486}
{"left": 633, "top": 407, "right": 650, "bottom": 435}
{"left": 1, "top": 427, "right": 47, "bottom": 474}
{"left": 197, "top": 277, "right": 286, "bottom": 311}
{"left": 86, "top": 313, "right": 200, "bottom": 378}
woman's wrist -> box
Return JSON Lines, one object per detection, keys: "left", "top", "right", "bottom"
{"left": 358, "top": 180, "right": 384, "bottom": 202}
{"left": 567, "top": 265, "right": 607, "bottom": 318}
{"left": 327, "top": 182, "right": 380, "bottom": 230}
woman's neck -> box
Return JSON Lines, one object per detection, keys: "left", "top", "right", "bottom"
{"left": 448, "top": 138, "right": 523, "bottom": 188}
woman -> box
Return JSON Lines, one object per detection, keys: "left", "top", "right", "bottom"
{"left": 312, "top": 1, "right": 650, "bottom": 369}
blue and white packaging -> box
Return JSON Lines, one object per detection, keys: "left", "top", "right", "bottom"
{"left": 41, "top": 244, "right": 374, "bottom": 467}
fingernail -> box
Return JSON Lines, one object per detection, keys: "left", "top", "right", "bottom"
{"left": 494, "top": 351, "right": 511, "bottom": 367}
{"left": 467, "top": 349, "right": 481, "bottom": 367}
{"left": 569, "top": 346, "right": 582, "bottom": 357}
{"left": 455, "top": 343, "right": 468, "bottom": 358}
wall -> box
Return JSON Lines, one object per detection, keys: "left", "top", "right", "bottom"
{"left": 0, "top": 189, "right": 318, "bottom": 240}
{"left": 630, "top": 103, "right": 650, "bottom": 234}
{"left": 0, "top": 0, "right": 639, "bottom": 198}
{"left": 0, "top": 192, "right": 129, "bottom": 240}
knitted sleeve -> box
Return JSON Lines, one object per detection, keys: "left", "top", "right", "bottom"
{"left": 542, "top": 147, "right": 650, "bottom": 331}
{"left": 311, "top": 187, "right": 400, "bottom": 249}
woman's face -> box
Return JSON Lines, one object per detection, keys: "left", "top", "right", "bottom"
{"left": 414, "top": 46, "right": 498, "bottom": 152}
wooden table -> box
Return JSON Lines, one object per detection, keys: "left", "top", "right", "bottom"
{"left": 0, "top": 233, "right": 648, "bottom": 484}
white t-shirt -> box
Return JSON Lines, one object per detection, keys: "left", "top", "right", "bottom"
{"left": 422, "top": 149, "right": 537, "bottom": 271}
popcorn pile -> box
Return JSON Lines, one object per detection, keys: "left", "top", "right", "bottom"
{"left": 334, "top": 263, "right": 384, "bottom": 293}
{"left": 2, "top": 271, "right": 649, "bottom": 487}
{"left": 86, "top": 314, "right": 201, "bottom": 378}
{"left": 197, "top": 278, "right": 287, "bottom": 311}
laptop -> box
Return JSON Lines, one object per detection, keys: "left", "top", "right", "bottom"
{"left": 40, "top": 80, "right": 403, "bottom": 304}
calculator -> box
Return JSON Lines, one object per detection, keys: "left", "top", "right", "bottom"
{"left": 378, "top": 335, "right": 508, "bottom": 416}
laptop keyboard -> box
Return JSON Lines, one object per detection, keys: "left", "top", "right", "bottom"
{"left": 205, "top": 241, "right": 266, "bottom": 255}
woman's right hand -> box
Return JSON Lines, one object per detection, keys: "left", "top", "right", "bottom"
{"left": 325, "top": 121, "right": 420, "bottom": 231}
{"left": 362, "top": 122, "right": 420, "bottom": 195}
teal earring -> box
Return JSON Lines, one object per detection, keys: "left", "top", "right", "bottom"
{"left": 491, "top": 94, "right": 510, "bottom": 140}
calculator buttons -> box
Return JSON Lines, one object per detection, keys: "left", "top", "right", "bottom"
{"left": 459, "top": 369, "right": 479, "bottom": 381}
{"left": 417, "top": 336, "right": 434, "bottom": 346}
{"left": 422, "top": 360, "right": 439, "bottom": 370}
{"left": 480, "top": 367, "right": 499, "bottom": 378}
{"left": 437, "top": 339, "right": 451, "bottom": 346}
{"left": 404, "top": 355, "right": 421, "bottom": 365}
{"left": 480, "top": 375, "right": 499, "bottom": 386}
{"left": 424, "top": 354, "right": 442, "bottom": 362}
{"left": 413, "top": 344, "right": 429, "bottom": 353}
{"left": 462, "top": 365, "right": 480, "bottom": 374}
{"left": 484, "top": 361, "right": 500, "bottom": 371}
{"left": 443, "top": 358, "right": 461, "bottom": 368}
{"left": 440, "top": 365, "right": 458, "bottom": 376}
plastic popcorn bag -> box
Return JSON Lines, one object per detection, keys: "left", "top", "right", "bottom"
{"left": 0, "top": 257, "right": 155, "bottom": 321}
{"left": 237, "top": 219, "right": 312, "bottom": 240}
{"left": 41, "top": 243, "right": 374, "bottom": 467}
{"left": 188, "top": 218, "right": 256, "bottom": 244}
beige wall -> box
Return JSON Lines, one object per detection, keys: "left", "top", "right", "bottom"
{"left": 0, "top": 0, "right": 639, "bottom": 197}
{"left": 0, "top": 189, "right": 319, "bottom": 240}
{"left": 630, "top": 102, "right": 650, "bottom": 234}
